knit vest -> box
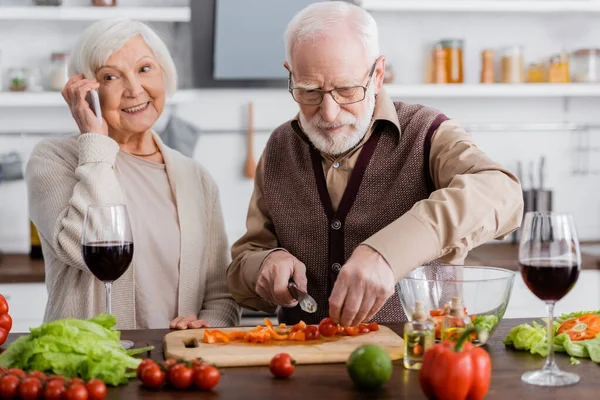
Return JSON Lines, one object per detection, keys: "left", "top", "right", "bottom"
{"left": 263, "top": 102, "right": 448, "bottom": 325}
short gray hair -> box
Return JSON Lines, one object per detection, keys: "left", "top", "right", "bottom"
{"left": 284, "top": 1, "right": 379, "bottom": 65}
{"left": 68, "top": 17, "right": 177, "bottom": 95}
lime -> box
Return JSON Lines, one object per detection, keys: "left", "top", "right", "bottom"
{"left": 346, "top": 344, "right": 393, "bottom": 390}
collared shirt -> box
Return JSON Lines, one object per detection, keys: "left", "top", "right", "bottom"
{"left": 227, "top": 90, "right": 524, "bottom": 312}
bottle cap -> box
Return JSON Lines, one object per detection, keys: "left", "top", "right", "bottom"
{"left": 449, "top": 296, "right": 465, "bottom": 317}
{"left": 412, "top": 301, "right": 428, "bottom": 322}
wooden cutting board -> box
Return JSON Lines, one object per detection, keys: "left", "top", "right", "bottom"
{"left": 163, "top": 326, "right": 404, "bottom": 367}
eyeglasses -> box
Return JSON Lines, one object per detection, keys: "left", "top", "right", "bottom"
{"left": 288, "top": 60, "right": 378, "bottom": 106}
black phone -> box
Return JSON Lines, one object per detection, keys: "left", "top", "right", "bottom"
{"left": 85, "top": 90, "right": 103, "bottom": 124}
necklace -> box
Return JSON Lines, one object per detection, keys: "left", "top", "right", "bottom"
{"left": 129, "top": 144, "right": 159, "bottom": 157}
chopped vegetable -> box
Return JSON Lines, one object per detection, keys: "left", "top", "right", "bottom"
{"left": 0, "top": 314, "right": 152, "bottom": 386}
{"left": 557, "top": 314, "right": 600, "bottom": 341}
{"left": 570, "top": 357, "right": 581, "bottom": 365}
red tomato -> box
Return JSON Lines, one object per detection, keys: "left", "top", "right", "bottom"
{"left": 0, "top": 328, "right": 8, "bottom": 348}
{"left": 336, "top": 324, "right": 344, "bottom": 335}
{"left": 344, "top": 326, "right": 359, "bottom": 336}
{"left": 64, "top": 383, "right": 88, "bottom": 400}
{"left": 85, "top": 379, "right": 106, "bottom": 400}
{"left": 43, "top": 381, "right": 66, "bottom": 400}
{"left": 193, "top": 364, "right": 220, "bottom": 390}
{"left": 0, "top": 314, "right": 12, "bottom": 336}
{"left": 162, "top": 359, "right": 178, "bottom": 369}
{"left": 318, "top": 318, "right": 338, "bottom": 337}
{"left": 27, "top": 371, "right": 46, "bottom": 382}
{"left": 168, "top": 365, "right": 193, "bottom": 390}
{"left": 136, "top": 358, "right": 156, "bottom": 380}
{"left": 304, "top": 325, "right": 320, "bottom": 340}
{"left": 0, "top": 294, "right": 9, "bottom": 314}
{"left": 69, "top": 378, "right": 85, "bottom": 386}
{"left": 367, "top": 322, "right": 379, "bottom": 331}
{"left": 140, "top": 365, "right": 166, "bottom": 389}
{"left": 8, "top": 368, "right": 25, "bottom": 378}
{"left": 357, "top": 324, "right": 370, "bottom": 334}
{"left": 18, "top": 377, "right": 42, "bottom": 400}
{"left": 0, "top": 374, "right": 20, "bottom": 398}
{"left": 46, "top": 375, "right": 66, "bottom": 383}
{"left": 269, "top": 353, "right": 295, "bottom": 378}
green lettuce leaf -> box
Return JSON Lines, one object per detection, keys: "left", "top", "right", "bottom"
{"left": 556, "top": 310, "right": 600, "bottom": 324}
{"left": 503, "top": 321, "right": 550, "bottom": 356}
{"left": 473, "top": 315, "right": 499, "bottom": 332}
{"left": 0, "top": 314, "right": 151, "bottom": 385}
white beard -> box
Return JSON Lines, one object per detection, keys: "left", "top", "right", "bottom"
{"left": 299, "top": 88, "right": 376, "bottom": 156}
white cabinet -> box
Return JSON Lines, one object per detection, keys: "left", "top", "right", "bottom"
{"left": 0, "top": 283, "right": 47, "bottom": 333}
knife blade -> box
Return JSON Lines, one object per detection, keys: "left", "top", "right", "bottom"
{"left": 288, "top": 281, "right": 317, "bottom": 313}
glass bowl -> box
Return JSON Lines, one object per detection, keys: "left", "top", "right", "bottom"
{"left": 398, "top": 265, "right": 515, "bottom": 345}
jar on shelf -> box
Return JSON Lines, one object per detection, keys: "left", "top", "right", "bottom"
{"left": 8, "top": 68, "right": 27, "bottom": 92}
{"left": 500, "top": 46, "right": 524, "bottom": 83}
{"left": 432, "top": 44, "right": 448, "bottom": 84}
{"left": 384, "top": 64, "right": 395, "bottom": 84}
{"left": 439, "top": 39, "right": 464, "bottom": 84}
{"left": 49, "top": 52, "right": 69, "bottom": 91}
{"left": 34, "top": 0, "right": 62, "bottom": 5}
{"left": 93, "top": 0, "right": 116, "bottom": 6}
{"left": 527, "top": 63, "right": 546, "bottom": 83}
{"left": 572, "top": 48, "right": 600, "bottom": 83}
{"left": 480, "top": 49, "right": 495, "bottom": 84}
{"left": 548, "top": 52, "right": 570, "bottom": 83}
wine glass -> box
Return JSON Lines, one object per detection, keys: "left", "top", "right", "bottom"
{"left": 82, "top": 204, "right": 135, "bottom": 350}
{"left": 519, "top": 211, "right": 581, "bottom": 387}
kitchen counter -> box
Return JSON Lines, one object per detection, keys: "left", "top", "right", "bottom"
{"left": 6, "top": 318, "right": 596, "bottom": 399}
{"left": 1, "top": 241, "right": 598, "bottom": 284}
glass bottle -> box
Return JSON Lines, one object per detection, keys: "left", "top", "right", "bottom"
{"left": 480, "top": 49, "right": 495, "bottom": 84}
{"left": 49, "top": 52, "right": 69, "bottom": 91}
{"left": 501, "top": 46, "right": 524, "bottom": 83}
{"left": 404, "top": 301, "right": 435, "bottom": 370}
{"left": 439, "top": 39, "right": 464, "bottom": 84}
{"left": 441, "top": 296, "right": 473, "bottom": 343}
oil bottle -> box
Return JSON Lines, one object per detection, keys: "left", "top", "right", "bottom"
{"left": 403, "top": 301, "right": 435, "bottom": 370}
{"left": 441, "top": 296, "right": 473, "bottom": 343}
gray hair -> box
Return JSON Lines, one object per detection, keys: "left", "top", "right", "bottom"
{"left": 284, "top": 1, "right": 379, "bottom": 65}
{"left": 68, "top": 17, "right": 177, "bottom": 95}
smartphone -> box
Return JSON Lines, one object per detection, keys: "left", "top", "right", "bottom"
{"left": 85, "top": 90, "right": 103, "bottom": 125}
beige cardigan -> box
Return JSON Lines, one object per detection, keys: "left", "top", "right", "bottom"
{"left": 25, "top": 132, "right": 241, "bottom": 329}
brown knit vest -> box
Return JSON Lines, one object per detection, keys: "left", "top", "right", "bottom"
{"left": 263, "top": 102, "right": 448, "bottom": 325}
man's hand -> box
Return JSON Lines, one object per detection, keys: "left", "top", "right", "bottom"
{"left": 170, "top": 315, "right": 210, "bottom": 330}
{"left": 255, "top": 251, "right": 307, "bottom": 307}
{"left": 329, "top": 245, "right": 395, "bottom": 327}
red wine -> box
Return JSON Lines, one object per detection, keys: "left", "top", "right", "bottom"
{"left": 82, "top": 241, "right": 134, "bottom": 282}
{"left": 520, "top": 260, "right": 580, "bottom": 301}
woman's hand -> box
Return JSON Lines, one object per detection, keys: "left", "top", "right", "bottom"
{"left": 170, "top": 315, "right": 210, "bottom": 330}
{"left": 62, "top": 74, "right": 108, "bottom": 136}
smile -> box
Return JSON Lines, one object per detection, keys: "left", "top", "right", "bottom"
{"left": 122, "top": 102, "right": 150, "bottom": 113}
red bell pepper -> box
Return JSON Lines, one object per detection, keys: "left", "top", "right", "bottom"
{"left": 419, "top": 328, "right": 491, "bottom": 400}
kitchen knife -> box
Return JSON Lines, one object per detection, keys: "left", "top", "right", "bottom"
{"left": 288, "top": 281, "right": 317, "bottom": 313}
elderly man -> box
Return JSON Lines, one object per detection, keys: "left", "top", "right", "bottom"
{"left": 227, "top": 2, "right": 523, "bottom": 327}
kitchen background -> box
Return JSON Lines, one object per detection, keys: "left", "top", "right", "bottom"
{"left": 0, "top": 0, "right": 599, "bottom": 330}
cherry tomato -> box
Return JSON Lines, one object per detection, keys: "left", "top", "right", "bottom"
{"left": 0, "top": 374, "right": 20, "bottom": 398}
{"left": 269, "top": 353, "right": 295, "bottom": 378}
{"left": 18, "top": 377, "right": 42, "bottom": 400}
{"left": 304, "top": 325, "right": 320, "bottom": 340}
{"left": 0, "top": 314, "right": 12, "bottom": 336}
{"left": 318, "top": 318, "right": 338, "bottom": 337}
{"left": 46, "top": 375, "right": 66, "bottom": 383}
{"left": 168, "top": 365, "right": 193, "bottom": 389}
{"left": 161, "top": 359, "right": 178, "bottom": 369}
{"left": 8, "top": 368, "right": 25, "bottom": 378}
{"left": 357, "top": 324, "right": 370, "bottom": 334}
{"left": 64, "top": 383, "right": 88, "bottom": 400}
{"left": 136, "top": 358, "right": 156, "bottom": 380}
{"left": 85, "top": 379, "right": 106, "bottom": 400}
{"left": 0, "top": 294, "right": 9, "bottom": 314}
{"left": 193, "top": 364, "right": 220, "bottom": 390}
{"left": 367, "top": 322, "right": 379, "bottom": 331}
{"left": 43, "top": 381, "right": 66, "bottom": 400}
{"left": 140, "top": 365, "right": 166, "bottom": 389}
{"left": 336, "top": 324, "right": 344, "bottom": 335}
{"left": 27, "top": 371, "right": 46, "bottom": 382}
{"left": 69, "top": 378, "right": 85, "bottom": 386}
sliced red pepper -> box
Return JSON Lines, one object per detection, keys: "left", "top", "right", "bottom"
{"left": 291, "top": 321, "right": 307, "bottom": 333}
{"left": 228, "top": 331, "right": 248, "bottom": 340}
{"left": 264, "top": 318, "right": 289, "bottom": 340}
{"left": 288, "top": 331, "right": 306, "bottom": 341}
{"left": 203, "top": 330, "right": 216, "bottom": 344}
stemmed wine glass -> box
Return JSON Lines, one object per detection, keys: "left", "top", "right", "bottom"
{"left": 82, "top": 204, "right": 135, "bottom": 350}
{"left": 519, "top": 211, "right": 581, "bottom": 387}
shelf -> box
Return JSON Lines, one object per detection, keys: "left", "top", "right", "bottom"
{"left": 362, "top": 0, "right": 600, "bottom": 13}
{"left": 384, "top": 84, "right": 600, "bottom": 98}
{"left": 0, "top": 6, "right": 190, "bottom": 22}
{"left": 0, "top": 90, "right": 198, "bottom": 107}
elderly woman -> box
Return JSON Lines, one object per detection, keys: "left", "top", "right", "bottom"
{"left": 25, "top": 17, "right": 240, "bottom": 330}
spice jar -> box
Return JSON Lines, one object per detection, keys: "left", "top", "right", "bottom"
{"left": 527, "top": 63, "right": 546, "bottom": 83}
{"left": 49, "top": 52, "right": 69, "bottom": 91}
{"left": 480, "top": 49, "right": 495, "bottom": 83}
{"left": 432, "top": 44, "right": 448, "bottom": 84}
{"left": 500, "top": 46, "right": 524, "bottom": 83}
{"left": 93, "top": 0, "right": 116, "bottom": 6}
{"left": 8, "top": 68, "right": 27, "bottom": 92}
{"left": 572, "top": 48, "right": 600, "bottom": 83}
{"left": 548, "top": 52, "right": 570, "bottom": 83}
{"left": 439, "top": 39, "right": 464, "bottom": 84}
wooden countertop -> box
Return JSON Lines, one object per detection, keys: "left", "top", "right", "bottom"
{"left": 6, "top": 318, "right": 597, "bottom": 399}
{"left": 1, "top": 241, "right": 598, "bottom": 284}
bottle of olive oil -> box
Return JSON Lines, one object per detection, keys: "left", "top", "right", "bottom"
{"left": 403, "top": 301, "right": 434, "bottom": 370}
{"left": 441, "top": 296, "right": 473, "bottom": 343}
{"left": 29, "top": 220, "right": 43, "bottom": 260}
